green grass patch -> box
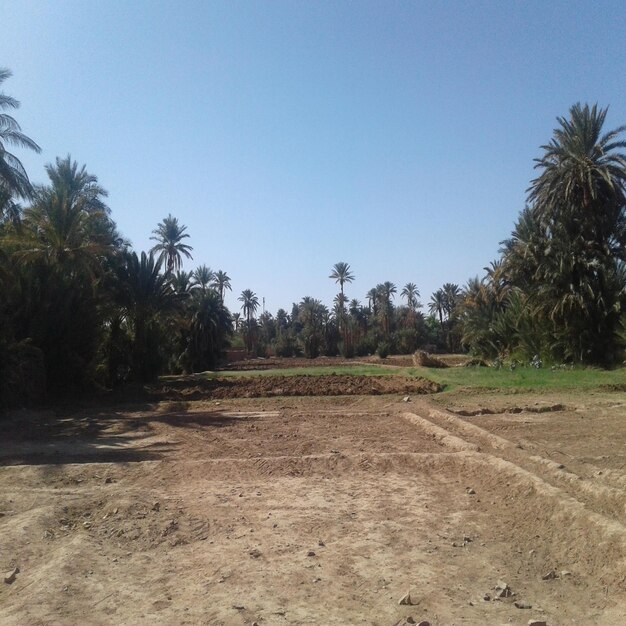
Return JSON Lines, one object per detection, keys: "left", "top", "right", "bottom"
{"left": 193, "top": 362, "right": 625, "bottom": 393}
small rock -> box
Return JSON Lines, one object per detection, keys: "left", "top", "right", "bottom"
{"left": 560, "top": 570, "right": 572, "bottom": 577}
{"left": 232, "top": 605, "right": 245, "bottom": 610}
{"left": 4, "top": 567, "right": 19, "bottom": 584}
{"left": 249, "top": 549, "right": 261, "bottom": 559}
{"left": 542, "top": 570, "right": 557, "bottom": 580}
{"left": 104, "top": 477, "right": 113, "bottom": 484}
{"left": 466, "top": 487, "right": 476, "bottom": 495}
{"left": 307, "top": 550, "right": 316, "bottom": 557}
{"left": 398, "top": 591, "right": 418, "bottom": 605}
{"left": 515, "top": 601, "right": 532, "bottom": 609}
{"left": 483, "top": 593, "right": 491, "bottom": 601}
{"left": 495, "top": 580, "right": 513, "bottom": 598}
{"left": 463, "top": 536, "right": 472, "bottom": 543}
{"left": 152, "top": 502, "right": 160, "bottom": 511}
{"left": 403, "top": 396, "right": 411, "bottom": 403}
{"left": 318, "top": 540, "right": 325, "bottom": 547}
{"left": 417, "top": 621, "right": 430, "bottom": 626}
{"left": 528, "top": 621, "right": 547, "bottom": 626}
{"left": 406, "top": 617, "right": 416, "bottom": 624}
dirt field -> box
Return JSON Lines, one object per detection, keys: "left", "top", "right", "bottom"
{"left": 1, "top": 375, "right": 625, "bottom": 625}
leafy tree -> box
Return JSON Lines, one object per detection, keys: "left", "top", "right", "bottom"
{"left": 150, "top": 214, "right": 193, "bottom": 273}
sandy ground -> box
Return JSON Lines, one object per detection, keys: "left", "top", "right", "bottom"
{"left": 1, "top": 386, "right": 625, "bottom": 625}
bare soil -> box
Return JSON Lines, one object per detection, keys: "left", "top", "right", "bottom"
{"left": 151, "top": 375, "right": 441, "bottom": 401}
{"left": 1, "top": 380, "right": 625, "bottom": 625}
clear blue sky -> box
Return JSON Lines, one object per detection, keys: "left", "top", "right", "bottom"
{"left": 3, "top": 0, "right": 626, "bottom": 315}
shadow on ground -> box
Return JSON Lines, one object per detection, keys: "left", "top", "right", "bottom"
{"left": 0, "top": 404, "right": 250, "bottom": 466}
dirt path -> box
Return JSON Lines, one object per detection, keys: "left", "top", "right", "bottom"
{"left": 1, "top": 394, "right": 625, "bottom": 625}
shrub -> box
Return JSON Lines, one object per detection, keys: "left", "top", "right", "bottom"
{"left": 412, "top": 350, "right": 449, "bottom": 368}
{"left": 377, "top": 341, "right": 391, "bottom": 359}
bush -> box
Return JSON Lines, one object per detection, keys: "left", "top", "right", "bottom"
{"left": 376, "top": 341, "right": 391, "bottom": 359}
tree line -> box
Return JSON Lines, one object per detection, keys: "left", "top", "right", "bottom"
{"left": 1, "top": 68, "right": 624, "bottom": 407}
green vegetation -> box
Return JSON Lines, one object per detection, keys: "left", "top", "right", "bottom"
{"left": 1, "top": 66, "right": 624, "bottom": 409}
{"left": 209, "top": 363, "right": 625, "bottom": 393}
{"left": 461, "top": 104, "right": 626, "bottom": 366}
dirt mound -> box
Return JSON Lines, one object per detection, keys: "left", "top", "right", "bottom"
{"left": 453, "top": 403, "right": 566, "bottom": 417}
{"left": 151, "top": 375, "right": 442, "bottom": 400}
{"left": 223, "top": 356, "right": 364, "bottom": 371}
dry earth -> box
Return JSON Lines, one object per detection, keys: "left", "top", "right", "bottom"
{"left": 1, "top": 377, "right": 625, "bottom": 625}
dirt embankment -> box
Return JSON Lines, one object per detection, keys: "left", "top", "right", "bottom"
{"left": 150, "top": 375, "right": 442, "bottom": 401}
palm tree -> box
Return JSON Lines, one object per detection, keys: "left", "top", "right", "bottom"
{"left": 238, "top": 289, "right": 259, "bottom": 352}
{"left": 377, "top": 281, "right": 396, "bottom": 335}
{"left": 212, "top": 269, "right": 232, "bottom": 301}
{"left": 528, "top": 103, "right": 626, "bottom": 228}
{"left": 401, "top": 283, "right": 420, "bottom": 310}
{"left": 150, "top": 214, "right": 193, "bottom": 274}
{"left": 329, "top": 262, "right": 354, "bottom": 305}
{"left": 442, "top": 283, "right": 460, "bottom": 318}
{"left": 429, "top": 289, "right": 445, "bottom": 329}
{"left": 14, "top": 157, "right": 114, "bottom": 275}
{"left": 0, "top": 68, "right": 41, "bottom": 199}
{"left": 183, "top": 290, "right": 233, "bottom": 372}
{"left": 116, "top": 251, "right": 180, "bottom": 381}
{"left": 366, "top": 287, "right": 378, "bottom": 314}
{"left": 330, "top": 262, "right": 355, "bottom": 347}
{"left": 171, "top": 270, "right": 194, "bottom": 297}
{"left": 509, "top": 103, "right": 626, "bottom": 363}
{"left": 192, "top": 264, "right": 214, "bottom": 293}
{"left": 401, "top": 282, "right": 420, "bottom": 330}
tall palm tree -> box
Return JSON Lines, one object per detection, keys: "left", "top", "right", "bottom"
{"left": 512, "top": 103, "right": 626, "bottom": 363}
{"left": 238, "top": 289, "right": 259, "bottom": 352}
{"left": 150, "top": 214, "right": 193, "bottom": 274}
{"left": 192, "top": 264, "right": 214, "bottom": 293}
{"left": 0, "top": 68, "right": 41, "bottom": 200}
{"left": 401, "top": 282, "right": 420, "bottom": 310}
{"left": 329, "top": 262, "right": 354, "bottom": 304}
{"left": 429, "top": 289, "right": 445, "bottom": 329}
{"left": 377, "top": 281, "right": 396, "bottom": 336}
{"left": 330, "top": 262, "right": 354, "bottom": 345}
{"left": 366, "top": 287, "right": 378, "bottom": 314}
{"left": 212, "top": 269, "right": 232, "bottom": 301}
{"left": 528, "top": 103, "right": 626, "bottom": 230}
{"left": 13, "top": 157, "right": 114, "bottom": 275}
{"left": 442, "top": 283, "right": 460, "bottom": 318}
